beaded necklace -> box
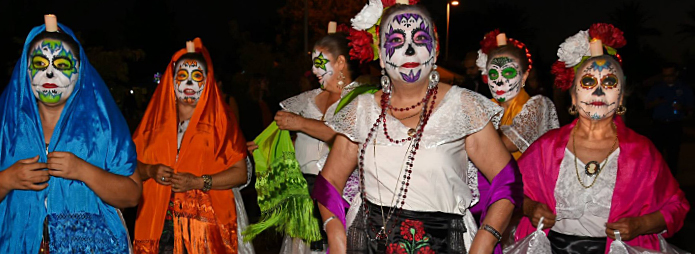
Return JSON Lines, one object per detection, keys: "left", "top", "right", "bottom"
{"left": 357, "top": 85, "right": 438, "bottom": 242}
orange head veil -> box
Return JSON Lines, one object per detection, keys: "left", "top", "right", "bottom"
{"left": 132, "top": 38, "right": 246, "bottom": 252}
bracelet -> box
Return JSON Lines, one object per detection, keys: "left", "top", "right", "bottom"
{"left": 201, "top": 175, "right": 212, "bottom": 192}
{"left": 480, "top": 224, "right": 502, "bottom": 243}
{"left": 322, "top": 216, "right": 337, "bottom": 231}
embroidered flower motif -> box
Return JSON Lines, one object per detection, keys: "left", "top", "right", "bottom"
{"left": 417, "top": 246, "right": 435, "bottom": 254}
{"left": 557, "top": 30, "right": 590, "bottom": 67}
{"left": 386, "top": 243, "right": 408, "bottom": 254}
{"left": 400, "top": 219, "right": 426, "bottom": 241}
{"left": 351, "top": 0, "right": 383, "bottom": 31}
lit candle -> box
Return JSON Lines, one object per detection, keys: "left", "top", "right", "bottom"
{"left": 327, "top": 21, "right": 337, "bottom": 34}
{"left": 186, "top": 41, "right": 195, "bottom": 53}
{"left": 44, "top": 14, "right": 58, "bottom": 32}
{"left": 396, "top": 0, "right": 408, "bottom": 4}
{"left": 496, "top": 33, "right": 507, "bottom": 47}
{"left": 590, "top": 39, "right": 603, "bottom": 57}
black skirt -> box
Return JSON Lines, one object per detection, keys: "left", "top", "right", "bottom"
{"left": 347, "top": 200, "right": 468, "bottom": 254}
{"left": 548, "top": 230, "right": 607, "bottom": 254}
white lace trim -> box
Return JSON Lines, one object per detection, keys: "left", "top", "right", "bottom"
{"left": 500, "top": 95, "right": 560, "bottom": 153}
{"left": 555, "top": 148, "right": 619, "bottom": 220}
{"left": 327, "top": 86, "right": 503, "bottom": 149}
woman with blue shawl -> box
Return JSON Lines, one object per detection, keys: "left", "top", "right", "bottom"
{"left": 0, "top": 16, "right": 141, "bottom": 253}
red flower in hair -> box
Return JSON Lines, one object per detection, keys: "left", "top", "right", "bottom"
{"left": 409, "top": 0, "right": 421, "bottom": 4}
{"left": 589, "top": 23, "right": 626, "bottom": 49}
{"left": 480, "top": 29, "right": 501, "bottom": 54}
{"left": 382, "top": 0, "right": 396, "bottom": 7}
{"left": 348, "top": 29, "right": 375, "bottom": 64}
{"left": 551, "top": 61, "right": 575, "bottom": 91}
{"left": 337, "top": 24, "right": 350, "bottom": 33}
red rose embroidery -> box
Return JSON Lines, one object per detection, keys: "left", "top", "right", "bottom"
{"left": 386, "top": 243, "right": 408, "bottom": 254}
{"left": 417, "top": 246, "right": 435, "bottom": 254}
{"left": 400, "top": 219, "right": 426, "bottom": 241}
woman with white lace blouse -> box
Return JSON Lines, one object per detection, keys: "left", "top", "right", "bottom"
{"left": 247, "top": 33, "right": 365, "bottom": 253}
{"left": 517, "top": 24, "right": 689, "bottom": 254}
{"left": 313, "top": 4, "right": 522, "bottom": 254}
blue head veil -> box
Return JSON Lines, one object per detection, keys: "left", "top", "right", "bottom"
{"left": 0, "top": 24, "right": 136, "bottom": 253}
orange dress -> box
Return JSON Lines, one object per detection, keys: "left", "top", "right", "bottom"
{"left": 132, "top": 38, "right": 247, "bottom": 254}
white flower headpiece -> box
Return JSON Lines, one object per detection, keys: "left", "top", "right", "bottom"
{"left": 557, "top": 30, "right": 590, "bottom": 67}
{"left": 351, "top": 0, "right": 383, "bottom": 31}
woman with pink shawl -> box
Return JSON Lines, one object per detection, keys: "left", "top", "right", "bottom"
{"left": 515, "top": 24, "right": 689, "bottom": 253}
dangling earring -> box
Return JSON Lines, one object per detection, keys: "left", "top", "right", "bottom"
{"left": 338, "top": 71, "right": 346, "bottom": 89}
{"left": 616, "top": 105, "right": 627, "bottom": 115}
{"left": 381, "top": 69, "right": 391, "bottom": 94}
{"left": 568, "top": 105, "right": 578, "bottom": 115}
{"left": 428, "top": 65, "right": 439, "bottom": 90}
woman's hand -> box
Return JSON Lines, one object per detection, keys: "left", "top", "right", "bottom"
{"left": 275, "top": 111, "right": 305, "bottom": 131}
{"left": 523, "top": 197, "right": 556, "bottom": 229}
{"left": 147, "top": 164, "right": 174, "bottom": 186}
{"left": 170, "top": 172, "right": 203, "bottom": 192}
{"left": 246, "top": 141, "right": 258, "bottom": 153}
{"left": 47, "top": 152, "right": 89, "bottom": 181}
{"left": 0, "top": 156, "right": 49, "bottom": 191}
{"left": 606, "top": 217, "right": 644, "bottom": 241}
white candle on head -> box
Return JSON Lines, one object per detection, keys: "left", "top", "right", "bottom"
{"left": 396, "top": 0, "right": 408, "bottom": 4}
{"left": 327, "top": 21, "right": 337, "bottom": 34}
{"left": 496, "top": 33, "right": 507, "bottom": 47}
{"left": 590, "top": 39, "right": 603, "bottom": 57}
{"left": 186, "top": 41, "right": 195, "bottom": 53}
{"left": 45, "top": 14, "right": 58, "bottom": 32}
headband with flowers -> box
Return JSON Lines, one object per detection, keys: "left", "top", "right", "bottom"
{"left": 551, "top": 23, "right": 626, "bottom": 91}
{"left": 475, "top": 30, "right": 533, "bottom": 84}
{"left": 345, "top": 0, "right": 422, "bottom": 64}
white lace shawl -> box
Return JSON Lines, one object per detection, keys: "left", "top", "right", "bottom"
{"left": 500, "top": 95, "right": 560, "bottom": 153}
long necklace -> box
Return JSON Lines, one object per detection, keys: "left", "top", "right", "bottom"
{"left": 357, "top": 85, "right": 438, "bottom": 242}
{"left": 390, "top": 107, "right": 423, "bottom": 121}
{"left": 572, "top": 121, "right": 618, "bottom": 189}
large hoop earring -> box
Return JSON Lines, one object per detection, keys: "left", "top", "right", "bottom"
{"left": 568, "top": 105, "right": 578, "bottom": 115}
{"left": 428, "top": 65, "right": 439, "bottom": 90}
{"left": 616, "top": 105, "right": 627, "bottom": 115}
{"left": 381, "top": 69, "right": 391, "bottom": 94}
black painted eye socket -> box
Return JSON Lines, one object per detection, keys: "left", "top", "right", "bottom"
{"left": 601, "top": 74, "right": 618, "bottom": 89}
{"left": 580, "top": 74, "right": 598, "bottom": 89}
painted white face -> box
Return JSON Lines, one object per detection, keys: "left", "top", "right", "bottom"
{"left": 311, "top": 49, "right": 334, "bottom": 89}
{"left": 174, "top": 58, "right": 207, "bottom": 105}
{"left": 487, "top": 55, "right": 522, "bottom": 102}
{"left": 28, "top": 39, "right": 79, "bottom": 105}
{"left": 381, "top": 12, "right": 436, "bottom": 84}
{"left": 574, "top": 59, "right": 621, "bottom": 120}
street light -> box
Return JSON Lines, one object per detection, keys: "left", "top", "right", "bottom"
{"left": 446, "top": 0, "right": 459, "bottom": 61}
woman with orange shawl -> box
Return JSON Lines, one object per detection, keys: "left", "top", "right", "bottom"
{"left": 132, "top": 38, "right": 248, "bottom": 254}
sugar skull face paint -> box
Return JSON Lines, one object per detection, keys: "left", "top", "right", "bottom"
{"left": 174, "top": 58, "right": 207, "bottom": 105}
{"left": 381, "top": 12, "right": 436, "bottom": 84}
{"left": 311, "top": 49, "right": 334, "bottom": 89}
{"left": 28, "top": 39, "right": 79, "bottom": 105}
{"left": 487, "top": 56, "right": 522, "bottom": 102}
{"left": 574, "top": 59, "right": 621, "bottom": 120}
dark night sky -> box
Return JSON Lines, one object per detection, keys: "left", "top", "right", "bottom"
{"left": 1, "top": 0, "right": 694, "bottom": 86}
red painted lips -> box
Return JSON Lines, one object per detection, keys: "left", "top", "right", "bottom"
{"left": 590, "top": 101, "right": 606, "bottom": 106}
{"left": 401, "top": 62, "right": 420, "bottom": 68}
{"left": 496, "top": 90, "right": 505, "bottom": 95}
{"left": 42, "top": 83, "right": 58, "bottom": 88}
